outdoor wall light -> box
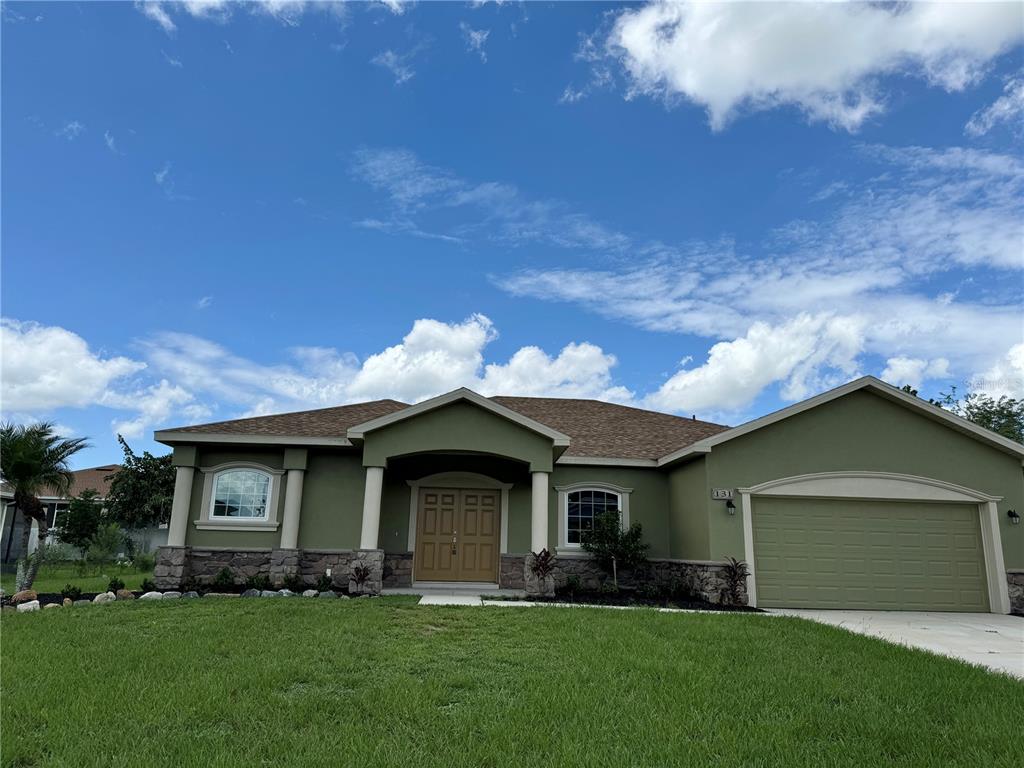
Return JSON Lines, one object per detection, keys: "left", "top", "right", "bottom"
{"left": 1009, "top": 509, "right": 1020, "bottom": 525}
{"left": 725, "top": 500, "right": 736, "bottom": 515}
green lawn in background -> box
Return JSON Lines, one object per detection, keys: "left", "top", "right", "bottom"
{"left": 2, "top": 598, "right": 1021, "bottom": 767}
{"left": 0, "top": 561, "right": 153, "bottom": 596}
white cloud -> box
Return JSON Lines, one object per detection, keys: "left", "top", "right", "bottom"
{"left": 971, "top": 344, "right": 1024, "bottom": 400}
{"left": 379, "top": 0, "right": 407, "bottom": 15}
{"left": 351, "top": 147, "right": 632, "bottom": 251}
{"left": 881, "top": 356, "right": 951, "bottom": 391}
{"left": 497, "top": 143, "right": 1022, "bottom": 413}
{"left": 603, "top": 2, "right": 1024, "bottom": 131}
{"left": 372, "top": 49, "right": 416, "bottom": 85}
{"left": 54, "top": 121, "right": 85, "bottom": 140}
{"left": 196, "top": 296, "right": 214, "bottom": 310}
{"left": 137, "top": 0, "right": 348, "bottom": 33}
{"left": 135, "top": 1, "right": 176, "bottom": 34}
{"left": 644, "top": 314, "right": 863, "bottom": 415}
{"left": 965, "top": 73, "right": 1024, "bottom": 137}
{"left": 107, "top": 380, "right": 198, "bottom": 439}
{"left": 161, "top": 49, "right": 183, "bottom": 68}
{"left": 153, "top": 161, "right": 191, "bottom": 201}
{"left": 0, "top": 319, "right": 144, "bottom": 412}
{"left": 460, "top": 22, "right": 490, "bottom": 63}
{"left": 103, "top": 130, "right": 120, "bottom": 155}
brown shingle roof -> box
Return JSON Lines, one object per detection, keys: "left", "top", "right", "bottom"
{"left": 166, "top": 400, "right": 409, "bottom": 437}
{"left": 1, "top": 465, "right": 120, "bottom": 500}
{"left": 161, "top": 395, "right": 727, "bottom": 461}
{"left": 491, "top": 397, "right": 728, "bottom": 459}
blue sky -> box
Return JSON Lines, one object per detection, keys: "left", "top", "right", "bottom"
{"left": 2, "top": 1, "right": 1023, "bottom": 469}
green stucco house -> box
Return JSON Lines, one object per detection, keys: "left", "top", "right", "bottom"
{"left": 152, "top": 377, "right": 1024, "bottom": 613}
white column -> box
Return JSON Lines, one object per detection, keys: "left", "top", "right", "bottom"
{"left": 279, "top": 469, "right": 305, "bottom": 550}
{"left": 359, "top": 466, "right": 385, "bottom": 550}
{"left": 167, "top": 465, "right": 195, "bottom": 547}
{"left": 531, "top": 471, "right": 549, "bottom": 553}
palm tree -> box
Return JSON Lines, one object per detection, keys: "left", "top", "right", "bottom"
{"left": 0, "top": 422, "right": 89, "bottom": 590}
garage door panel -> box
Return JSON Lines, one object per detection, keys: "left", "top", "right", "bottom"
{"left": 753, "top": 497, "right": 988, "bottom": 612}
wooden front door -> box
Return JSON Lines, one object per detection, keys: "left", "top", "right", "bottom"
{"left": 414, "top": 488, "right": 499, "bottom": 582}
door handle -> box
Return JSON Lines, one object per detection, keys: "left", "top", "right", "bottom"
{"left": 451, "top": 530, "right": 457, "bottom": 555}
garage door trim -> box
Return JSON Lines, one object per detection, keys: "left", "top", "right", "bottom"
{"left": 737, "top": 471, "right": 1009, "bottom": 614}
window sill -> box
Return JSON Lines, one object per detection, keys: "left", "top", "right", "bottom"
{"left": 555, "top": 548, "right": 592, "bottom": 558}
{"left": 193, "top": 520, "right": 280, "bottom": 532}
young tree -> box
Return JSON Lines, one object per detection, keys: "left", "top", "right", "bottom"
{"left": 104, "top": 436, "right": 175, "bottom": 530}
{"left": 58, "top": 489, "right": 105, "bottom": 556}
{"left": 581, "top": 510, "right": 649, "bottom": 589}
{"left": 936, "top": 387, "right": 1023, "bottom": 443}
{"left": 0, "top": 422, "right": 89, "bottom": 590}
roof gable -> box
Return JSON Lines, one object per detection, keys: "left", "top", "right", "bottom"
{"left": 658, "top": 376, "right": 1024, "bottom": 466}
{"left": 347, "top": 388, "right": 571, "bottom": 446}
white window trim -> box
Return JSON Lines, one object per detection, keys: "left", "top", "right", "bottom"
{"left": 555, "top": 482, "right": 632, "bottom": 555}
{"left": 737, "top": 471, "right": 1010, "bottom": 615}
{"left": 406, "top": 472, "right": 511, "bottom": 555}
{"left": 195, "top": 462, "right": 284, "bottom": 531}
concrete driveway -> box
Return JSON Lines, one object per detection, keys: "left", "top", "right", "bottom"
{"left": 769, "top": 609, "right": 1024, "bottom": 679}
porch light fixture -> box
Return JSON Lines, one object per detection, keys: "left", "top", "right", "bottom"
{"left": 1009, "top": 509, "right": 1020, "bottom": 525}
{"left": 725, "top": 500, "right": 736, "bottom": 515}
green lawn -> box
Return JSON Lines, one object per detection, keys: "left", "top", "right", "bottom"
{"left": 0, "top": 562, "right": 154, "bottom": 596}
{"left": 2, "top": 599, "right": 1021, "bottom": 767}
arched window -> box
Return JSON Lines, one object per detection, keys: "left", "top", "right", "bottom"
{"left": 211, "top": 469, "right": 272, "bottom": 520}
{"left": 565, "top": 488, "right": 621, "bottom": 545}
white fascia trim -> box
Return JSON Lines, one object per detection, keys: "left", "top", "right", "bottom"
{"left": 155, "top": 431, "right": 352, "bottom": 447}
{"left": 556, "top": 456, "right": 658, "bottom": 467}
{"left": 345, "top": 387, "right": 571, "bottom": 446}
{"left": 657, "top": 376, "right": 1024, "bottom": 466}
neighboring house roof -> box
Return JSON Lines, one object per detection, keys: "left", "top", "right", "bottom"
{"left": 658, "top": 376, "right": 1024, "bottom": 467}
{"left": 156, "top": 393, "right": 726, "bottom": 461}
{"left": 0, "top": 465, "right": 120, "bottom": 501}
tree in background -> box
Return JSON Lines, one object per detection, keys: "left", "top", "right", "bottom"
{"left": 104, "top": 436, "right": 175, "bottom": 531}
{"left": 0, "top": 422, "right": 89, "bottom": 590}
{"left": 896, "top": 384, "right": 1022, "bottom": 443}
{"left": 936, "top": 387, "right": 1023, "bottom": 443}
{"left": 58, "top": 489, "right": 105, "bottom": 556}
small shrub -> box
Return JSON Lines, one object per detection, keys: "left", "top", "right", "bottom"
{"left": 721, "top": 557, "right": 750, "bottom": 606}
{"left": 563, "top": 574, "right": 582, "bottom": 597}
{"left": 528, "top": 548, "right": 556, "bottom": 579}
{"left": 140, "top": 577, "right": 157, "bottom": 592}
{"left": 283, "top": 573, "right": 304, "bottom": 592}
{"left": 635, "top": 581, "right": 661, "bottom": 601}
{"left": 107, "top": 576, "right": 126, "bottom": 593}
{"left": 316, "top": 573, "right": 332, "bottom": 592}
{"left": 350, "top": 565, "right": 370, "bottom": 587}
{"left": 212, "top": 567, "right": 236, "bottom": 590}
{"left": 133, "top": 552, "right": 156, "bottom": 572}
{"left": 61, "top": 584, "right": 83, "bottom": 601}
{"left": 598, "top": 580, "right": 619, "bottom": 596}
{"left": 245, "top": 573, "right": 272, "bottom": 591}
{"left": 87, "top": 523, "right": 126, "bottom": 566}
{"left": 581, "top": 510, "right": 648, "bottom": 589}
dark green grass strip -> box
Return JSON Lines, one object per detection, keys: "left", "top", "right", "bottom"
{"left": 2, "top": 599, "right": 1021, "bottom": 767}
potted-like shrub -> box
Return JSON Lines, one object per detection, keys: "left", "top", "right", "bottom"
{"left": 349, "top": 564, "right": 372, "bottom": 595}
{"left": 525, "top": 548, "right": 556, "bottom": 597}
{"left": 581, "top": 509, "right": 648, "bottom": 590}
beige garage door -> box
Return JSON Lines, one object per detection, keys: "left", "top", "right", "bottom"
{"left": 752, "top": 497, "right": 988, "bottom": 611}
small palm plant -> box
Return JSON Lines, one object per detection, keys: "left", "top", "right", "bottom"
{"left": 721, "top": 557, "right": 750, "bottom": 606}
{"left": 0, "top": 422, "right": 89, "bottom": 590}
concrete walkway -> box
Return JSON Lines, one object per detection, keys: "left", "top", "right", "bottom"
{"left": 769, "top": 609, "right": 1024, "bottom": 679}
